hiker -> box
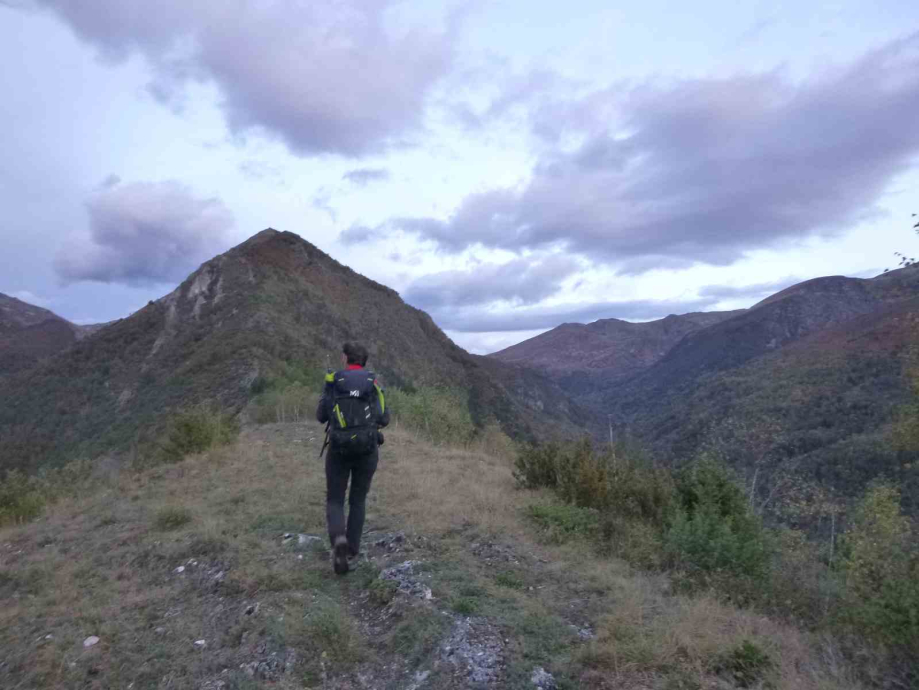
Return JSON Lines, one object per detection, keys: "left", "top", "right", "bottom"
{"left": 316, "top": 342, "right": 389, "bottom": 575}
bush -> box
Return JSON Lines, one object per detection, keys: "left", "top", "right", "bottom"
{"left": 765, "top": 527, "right": 838, "bottom": 623}
{"left": 514, "top": 441, "right": 563, "bottom": 489}
{"left": 0, "top": 469, "right": 46, "bottom": 526}
{"left": 528, "top": 503, "right": 600, "bottom": 543}
{"left": 516, "top": 438, "right": 674, "bottom": 516}
{"left": 0, "top": 459, "right": 96, "bottom": 527}
{"left": 605, "top": 453, "right": 675, "bottom": 527}
{"left": 554, "top": 438, "right": 611, "bottom": 508}
{"left": 153, "top": 505, "right": 193, "bottom": 531}
{"left": 387, "top": 386, "right": 476, "bottom": 446}
{"left": 665, "top": 502, "right": 772, "bottom": 585}
{"left": 665, "top": 458, "right": 772, "bottom": 585}
{"left": 369, "top": 578, "right": 398, "bottom": 606}
{"left": 494, "top": 570, "right": 524, "bottom": 589}
{"left": 838, "top": 484, "right": 919, "bottom": 653}
{"left": 157, "top": 404, "right": 240, "bottom": 463}
{"left": 715, "top": 640, "right": 774, "bottom": 688}
{"left": 599, "top": 516, "right": 665, "bottom": 569}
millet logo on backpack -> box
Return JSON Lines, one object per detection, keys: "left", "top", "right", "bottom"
{"left": 349, "top": 390, "right": 360, "bottom": 397}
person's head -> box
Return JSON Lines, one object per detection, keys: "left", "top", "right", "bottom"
{"left": 342, "top": 342, "right": 369, "bottom": 367}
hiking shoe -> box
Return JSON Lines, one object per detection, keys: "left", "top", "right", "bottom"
{"left": 332, "top": 536, "right": 349, "bottom": 575}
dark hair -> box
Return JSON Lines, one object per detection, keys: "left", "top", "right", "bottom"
{"left": 342, "top": 342, "right": 369, "bottom": 366}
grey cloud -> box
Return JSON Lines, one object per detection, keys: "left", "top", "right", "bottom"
{"left": 451, "top": 68, "right": 572, "bottom": 130}
{"left": 340, "top": 225, "right": 373, "bottom": 244}
{"left": 55, "top": 180, "right": 234, "bottom": 286}
{"left": 34, "top": 0, "right": 456, "bottom": 157}
{"left": 431, "top": 297, "right": 719, "bottom": 333}
{"left": 402, "top": 256, "right": 581, "bottom": 310}
{"left": 393, "top": 34, "right": 919, "bottom": 272}
{"left": 698, "top": 277, "right": 802, "bottom": 300}
{"left": 342, "top": 168, "right": 391, "bottom": 186}
{"left": 100, "top": 173, "right": 121, "bottom": 189}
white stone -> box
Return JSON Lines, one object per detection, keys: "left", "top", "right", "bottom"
{"left": 531, "top": 666, "right": 557, "bottom": 689}
{"left": 174, "top": 566, "right": 185, "bottom": 574}
{"left": 194, "top": 639, "right": 206, "bottom": 648}
{"left": 83, "top": 636, "right": 100, "bottom": 648}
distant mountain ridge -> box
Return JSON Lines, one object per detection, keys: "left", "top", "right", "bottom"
{"left": 0, "top": 293, "right": 100, "bottom": 375}
{"left": 491, "top": 310, "right": 744, "bottom": 393}
{"left": 492, "top": 268, "right": 919, "bottom": 514}
{"left": 0, "top": 229, "right": 583, "bottom": 473}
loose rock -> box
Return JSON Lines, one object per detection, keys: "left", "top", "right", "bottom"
{"left": 440, "top": 617, "right": 504, "bottom": 685}
{"left": 569, "top": 624, "right": 594, "bottom": 640}
{"left": 380, "top": 560, "right": 432, "bottom": 600}
{"left": 83, "top": 636, "right": 100, "bottom": 648}
{"left": 194, "top": 639, "right": 206, "bottom": 649}
{"left": 406, "top": 669, "right": 431, "bottom": 690}
{"left": 531, "top": 666, "right": 557, "bottom": 689}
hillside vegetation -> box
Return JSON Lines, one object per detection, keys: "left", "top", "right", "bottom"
{"left": 0, "top": 230, "right": 583, "bottom": 475}
{"left": 495, "top": 268, "right": 919, "bottom": 517}
{"left": 0, "top": 414, "right": 881, "bottom": 690}
{"left": 0, "top": 292, "right": 97, "bottom": 376}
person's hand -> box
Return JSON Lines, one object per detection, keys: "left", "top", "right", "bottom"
{"left": 377, "top": 430, "right": 385, "bottom": 446}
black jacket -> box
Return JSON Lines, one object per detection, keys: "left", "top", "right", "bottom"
{"left": 316, "top": 367, "right": 390, "bottom": 428}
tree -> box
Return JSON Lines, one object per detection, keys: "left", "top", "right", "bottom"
{"left": 885, "top": 213, "right": 919, "bottom": 271}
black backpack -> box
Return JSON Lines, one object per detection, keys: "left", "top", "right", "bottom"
{"left": 326, "top": 370, "right": 379, "bottom": 457}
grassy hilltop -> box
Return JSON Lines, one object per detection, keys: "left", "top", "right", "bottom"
{"left": 2, "top": 411, "right": 909, "bottom": 690}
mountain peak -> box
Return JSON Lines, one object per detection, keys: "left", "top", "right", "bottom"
{"left": 0, "top": 293, "right": 86, "bottom": 376}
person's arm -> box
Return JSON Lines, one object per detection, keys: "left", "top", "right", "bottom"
{"left": 316, "top": 371, "right": 334, "bottom": 424}
{"left": 373, "top": 379, "right": 390, "bottom": 428}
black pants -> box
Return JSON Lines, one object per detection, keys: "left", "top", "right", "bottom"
{"left": 325, "top": 446, "right": 378, "bottom": 555}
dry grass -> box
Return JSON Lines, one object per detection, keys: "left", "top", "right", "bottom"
{"left": 584, "top": 585, "right": 864, "bottom": 689}
{"left": 372, "top": 426, "right": 542, "bottom": 538}
{"left": 0, "top": 420, "right": 869, "bottom": 689}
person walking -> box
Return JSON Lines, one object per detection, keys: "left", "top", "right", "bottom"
{"left": 316, "top": 342, "right": 389, "bottom": 574}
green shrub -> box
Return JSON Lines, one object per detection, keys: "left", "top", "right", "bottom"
{"left": 153, "top": 505, "right": 193, "bottom": 531}
{"left": 158, "top": 404, "right": 239, "bottom": 462}
{"left": 838, "top": 484, "right": 919, "bottom": 653}
{"left": 450, "top": 596, "right": 479, "bottom": 615}
{"left": 600, "top": 516, "right": 665, "bottom": 569}
{"left": 514, "top": 441, "right": 563, "bottom": 489}
{"left": 387, "top": 386, "right": 476, "bottom": 446}
{"left": 0, "top": 459, "right": 96, "bottom": 527}
{"left": 715, "top": 640, "right": 774, "bottom": 688}
{"left": 673, "top": 456, "right": 749, "bottom": 523}
{"left": 555, "top": 438, "right": 611, "bottom": 508}
{"left": 369, "top": 578, "right": 398, "bottom": 606}
{"left": 528, "top": 503, "right": 600, "bottom": 543}
{"left": 664, "top": 458, "right": 772, "bottom": 584}
{"left": 605, "top": 453, "right": 675, "bottom": 527}
{"left": 494, "top": 570, "right": 524, "bottom": 589}
{"left": 516, "top": 438, "right": 675, "bottom": 523}
{"left": 0, "top": 469, "right": 46, "bottom": 526}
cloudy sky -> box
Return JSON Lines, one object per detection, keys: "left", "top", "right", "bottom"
{"left": 2, "top": 1, "right": 918, "bottom": 354}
